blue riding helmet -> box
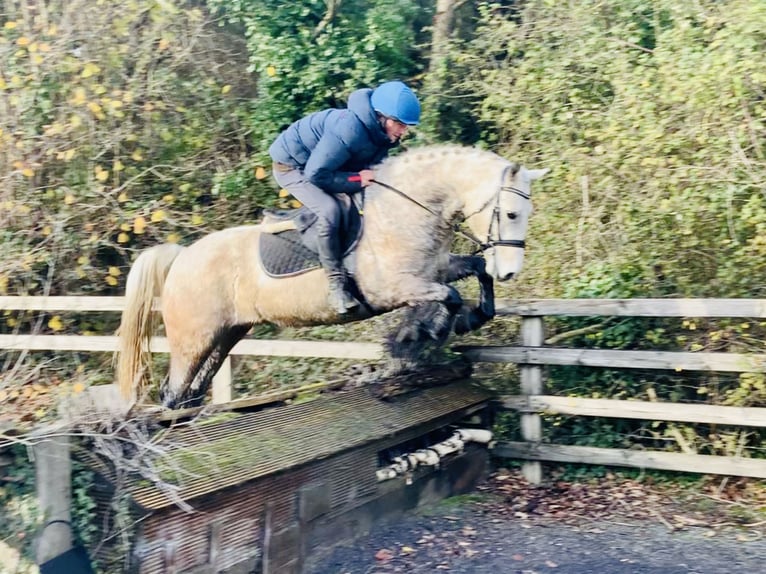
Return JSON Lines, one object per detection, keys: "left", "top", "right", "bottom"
{"left": 370, "top": 81, "right": 421, "bottom": 125}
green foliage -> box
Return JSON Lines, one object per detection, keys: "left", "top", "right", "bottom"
{"left": 207, "top": 0, "right": 425, "bottom": 154}
{"left": 0, "top": 0, "right": 262, "bottom": 303}
{"left": 0, "top": 444, "right": 38, "bottom": 568}
{"left": 453, "top": 0, "right": 766, "bottom": 300}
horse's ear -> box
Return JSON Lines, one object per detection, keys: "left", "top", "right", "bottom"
{"left": 527, "top": 168, "right": 550, "bottom": 181}
{"left": 509, "top": 162, "right": 521, "bottom": 176}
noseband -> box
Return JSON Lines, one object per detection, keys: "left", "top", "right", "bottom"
{"left": 371, "top": 163, "right": 531, "bottom": 255}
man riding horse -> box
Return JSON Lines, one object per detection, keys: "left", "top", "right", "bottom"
{"left": 268, "top": 81, "right": 421, "bottom": 314}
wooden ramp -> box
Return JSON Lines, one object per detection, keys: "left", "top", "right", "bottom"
{"left": 87, "top": 381, "right": 494, "bottom": 574}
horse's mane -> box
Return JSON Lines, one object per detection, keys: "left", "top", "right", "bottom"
{"left": 373, "top": 145, "right": 507, "bottom": 206}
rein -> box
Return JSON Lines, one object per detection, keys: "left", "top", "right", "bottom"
{"left": 370, "top": 164, "right": 530, "bottom": 255}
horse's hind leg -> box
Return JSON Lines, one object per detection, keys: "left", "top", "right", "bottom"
{"left": 162, "top": 324, "right": 251, "bottom": 409}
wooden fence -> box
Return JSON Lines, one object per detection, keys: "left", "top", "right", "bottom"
{"left": 462, "top": 298, "right": 766, "bottom": 483}
{"left": 2, "top": 296, "right": 766, "bottom": 482}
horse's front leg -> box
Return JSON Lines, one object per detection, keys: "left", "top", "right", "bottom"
{"left": 384, "top": 282, "right": 464, "bottom": 370}
{"left": 446, "top": 254, "right": 495, "bottom": 335}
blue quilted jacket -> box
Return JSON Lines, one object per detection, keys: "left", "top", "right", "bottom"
{"left": 268, "top": 88, "right": 396, "bottom": 194}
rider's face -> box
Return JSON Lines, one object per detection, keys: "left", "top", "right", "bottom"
{"left": 384, "top": 117, "right": 409, "bottom": 143}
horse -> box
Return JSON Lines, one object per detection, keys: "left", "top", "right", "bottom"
{"left": 116, "top": 145, "right": 548, "bottom": 409}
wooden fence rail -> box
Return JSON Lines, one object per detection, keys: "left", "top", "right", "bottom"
{"left": 471, "top": 298, "right": 766, "bottom": 482}
{"left": 3, "top": 296, "right": 766, "bottom": 482}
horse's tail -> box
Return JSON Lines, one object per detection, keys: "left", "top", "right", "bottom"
{"left": 116, "top": 242, "right": 185, "bottom": 402}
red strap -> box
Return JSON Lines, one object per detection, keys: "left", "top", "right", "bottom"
{"left": 347, "top": 174, "right": 362, "bottom": 182}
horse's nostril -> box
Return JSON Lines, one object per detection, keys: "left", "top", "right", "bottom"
{"left": 500, "top": 272, "right": 515, "bottom": 282}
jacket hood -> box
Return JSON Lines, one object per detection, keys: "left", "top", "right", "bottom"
{"left": 347, "top": 88, "right": 390, "bottom": 146}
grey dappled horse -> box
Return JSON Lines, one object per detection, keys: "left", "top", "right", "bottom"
{"left": 116, "top": 145, "right": 548, "bottom": 409}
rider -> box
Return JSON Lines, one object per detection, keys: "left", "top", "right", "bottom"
{"left": 269, "top": 80, "right": 421, "bottom": 314}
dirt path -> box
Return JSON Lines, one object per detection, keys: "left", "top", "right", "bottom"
{"left": 308, "top": 469, "right": 766, "bottom": 574}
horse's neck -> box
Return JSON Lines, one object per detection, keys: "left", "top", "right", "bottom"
{"left": 377, "top": 150, "right": 503, "bottom": 220}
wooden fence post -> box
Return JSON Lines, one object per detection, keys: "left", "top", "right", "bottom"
{"left": 212, "top": 357, "right": 232, "bottom": 404}
{"left": 520, "top": 316, "right": 544, "bottom": 484}
{"left": 34, "top": 433, "right": 72, "bottom": 564}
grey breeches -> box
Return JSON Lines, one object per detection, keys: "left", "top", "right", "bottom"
{"left": 272, "top": 166, "right": 344, "bottom": 273}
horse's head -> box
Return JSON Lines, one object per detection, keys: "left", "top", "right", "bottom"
{"left": 464, "top": 163, "right": 549, "bottom": 282}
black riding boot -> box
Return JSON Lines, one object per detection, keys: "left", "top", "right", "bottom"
{"left": 316, "top": 225, "right": 358, "bottom": 314}
{"left": 326, "top": 270, "right": 358, "bottom": 314}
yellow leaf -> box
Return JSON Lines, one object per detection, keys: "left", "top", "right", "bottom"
{"left": 113, "top": 159, "right": 124, "bottom": 171}
{"left": 4, "top": 21, "right": 17, "bottom": 30}
{"left": 166, "top": 232, "right": 180, "bottom": 243}
{"left": 278, "top": 188, "right": 290, "bottom": 198}
{"left": 118, "top": 193, "right": 128, "bottom": 203}
{"left": 0, "top": 390, "right": 7, "bottom": 402}
{"left": 266, "top": 65, "right": 276, "bottom": 77}
{"left": 16, "top": 36, "right": 30, "bottom": 47}
{"left": 81, "top": 62, "right": 100, "bottom": 78}
{"left": 255, "top": 166, "right": 267, "bottom": 180}
{"left": 70, "top": 87, "right": 87, "bottom": 106}
{"left": 105, "top": 275, "right": 118, "bottom": 286}
{"left": 117, "top": 232, "right": 129, "bottom": 243}
{"left": 77, "top": 256, "right": 88, "bottom": 265}
{"left": 191, "top": 214, "right": 204, "bottom": 225}
{"left": 34, "top": 408, "right": 47, "bottom": 419}
{"left": 221, "top": 84, "right": 231, "bottom": 94}
{"left": 64, "top": 194, "right": 75, "bottom": 205}
{"left": 70, "top": 114, "right": 82, "bottom": 128}
{"left": 21, "top": 167, "right": 34, "bottom": 177}
{"left": 108, "top": 266, "right": 121, "bottom": 277}
{"left": 95, "top": 167, "right": 110, "bottom": 182}
{"left": 162, "top": 194, "right": 175, "bottom": 203}
{"left": 133, "top": 215, "right": 147, "bottom": 234}
{"left": 131, "top": 150, "right": 143, "bottom": 161}
{"left": 63, "top": 149, "right": 76, "bottom": 161}
{"left": 48, "top": 315, "right": 64, "bottom": 331}
{"left": 87, "top": 101, "right": 104, "bottom": 118}
{"left": 42, "top": 225, "right": 51, "bottom": 236}
{"left": 289, "top": 199, "right": 302, "bottom": 208}
{"left": 72, "top": 382, "right": 85, "bottom": 394}
{"left": 151, "top": 209, "right": 166, "bottom": 223}
{"left": 31, "top": 54, "right": 44, "bottom": 65}
{"left": 158, "top": 38, "right": 170, "bottom": 51}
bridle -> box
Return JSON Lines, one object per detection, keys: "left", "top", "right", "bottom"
{"left": 370, "top": 163, "right": 530, "bottom": 255}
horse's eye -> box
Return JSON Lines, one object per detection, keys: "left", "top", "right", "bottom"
{"left": 507, "top": 212, "right": 518, "bottom": 220}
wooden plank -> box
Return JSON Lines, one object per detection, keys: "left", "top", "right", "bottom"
{"left": 496, "top": 298, "right": 766, "bottom": 318}
{"left": 0, "top": 334, "right": 383, "bottom": 360}
{"left": 5, "top": 296, "right": 766, "bottom": 318}
{"left": 458, "top": 346, "right": 766, "bottom": 373}
{"left": 502, "top": 395, "right": 766, "bottom": 428}
{"left": 493, "top": 441, "right": 766, "bottom": 479}
{"left": 519, "top": 317, "right": 544, "bottom": 484}
{"left": 0, "top": 296, "right": 128, "bottom": 311}
{"left": 33, "top": 436, "right": 73, "bottom": 563}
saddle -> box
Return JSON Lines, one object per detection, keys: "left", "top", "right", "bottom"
{"left": 258, "top": 195, "right": 363, "bottom": 278}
